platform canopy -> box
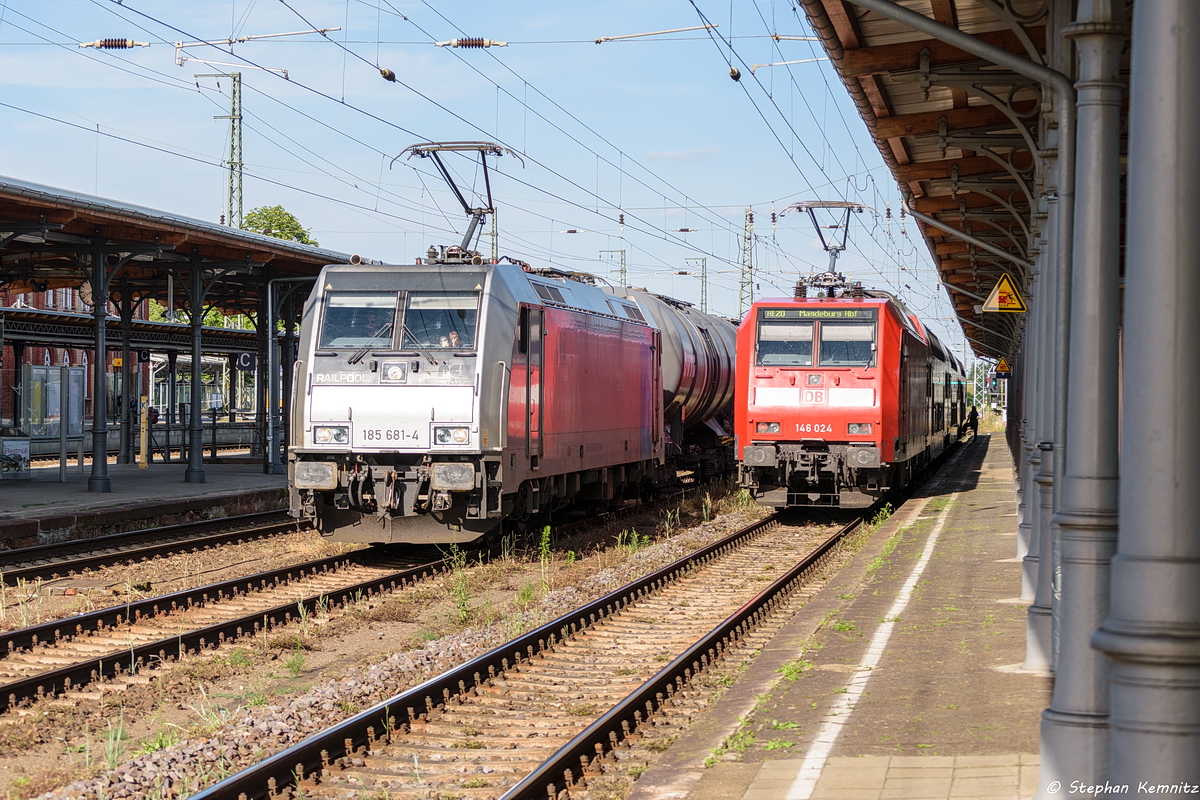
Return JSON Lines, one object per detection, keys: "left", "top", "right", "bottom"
{"left": 801, "top": 0, "right": 1048, "bottom": 358}
{"left": 0, "top": 175, "right": 361, "bottom": 319}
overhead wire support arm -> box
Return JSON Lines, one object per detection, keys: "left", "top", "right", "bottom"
{"left": 173, "top": 27, "right": 341, "bottom": 76}
{"left": 750, "top": 57, "right": 828, "bottom": 74}
{"left": 595, "top": 24, "right": 717, "bottom": 44}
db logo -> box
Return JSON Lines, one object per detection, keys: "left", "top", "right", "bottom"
{"left": 802, "top": 389, "right": 827, "bottom": 405}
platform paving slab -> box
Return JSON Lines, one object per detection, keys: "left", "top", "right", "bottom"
{"left": 630, "top": 435, "right": 1048, "bottom": 800}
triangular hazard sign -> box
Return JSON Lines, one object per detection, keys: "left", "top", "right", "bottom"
{"left": 983, "top": 273, "right": 1027, "bottom": 312}
{"left": 995, "top": 357, "right": 1011, "bottom": 374}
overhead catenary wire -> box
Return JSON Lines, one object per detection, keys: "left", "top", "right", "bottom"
{"left": 4, "top": 1, "right": 956, "bottom": 333}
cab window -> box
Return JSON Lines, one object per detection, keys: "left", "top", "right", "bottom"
{"left": 401, "top": 292, "right": 479, "bottom": 349}
{"left": 756, "top": 321, "right": 813, "bottom": 366}
{"left": 818, "top": 322, "right": 875, "bottom": 366}
{"left": 319, "top": 293, "right": 397, "bottom": 349}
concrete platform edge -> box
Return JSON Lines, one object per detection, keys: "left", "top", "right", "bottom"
{"left": 627, "top": 462, "right": 944, "bottom": 800}
{"left": 0, "top": 487, "right": 288, "bottom": 549}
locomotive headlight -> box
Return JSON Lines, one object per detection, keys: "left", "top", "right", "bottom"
{"left": 434, "top": 426, "right": 470, "bottom": 445}
{"left": 847, "top": 422, "right": 873, "bottom": 435}
{"left": 313, "top": 425, "right": 349, "bottom": 444}
{"left": 756, "top": 422, "right": 781, "bottom": 434}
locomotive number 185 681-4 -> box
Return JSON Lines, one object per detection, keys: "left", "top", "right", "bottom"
{"left": 362, "top": 429, "right": 420, "bottom": 442}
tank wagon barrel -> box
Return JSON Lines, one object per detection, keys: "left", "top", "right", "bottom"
{"left": 617, "top": 289, "right": 737, "bottom": 432}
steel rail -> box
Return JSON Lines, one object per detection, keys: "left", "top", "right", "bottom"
{"left": 0, "top": 510, "right": 293, "bottom": 584}
{"left": 0, "top": 551, "right": 444, "bottom": 713}
{"left": 188, "top": 445, "right": 957, "bottom": 799}
{"left": 503, "top": 516, "right": 861, "bottom": 799}
{"left": 189, "top": 512, "right": 791, "bottom": 800}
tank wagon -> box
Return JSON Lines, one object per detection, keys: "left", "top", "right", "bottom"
{"left": 288, "top": 252, "right": 736, "bottom": 545}
{"left": 736, "top": 273, "right": 966, "bottom": 507}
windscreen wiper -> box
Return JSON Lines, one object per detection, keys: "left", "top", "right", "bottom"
{"left": 347, "top": 322, "right": 393, "bottom": 365}
{"left": 401, "top": 323, "right": 440, "bottom": 365}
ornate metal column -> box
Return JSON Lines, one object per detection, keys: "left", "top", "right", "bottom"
{"left": 185, "top": 252, "right": 206, "bottom": 483}
{"left": 265, "top": 277, "right": 314, "bottom": 476}
{"left": 10, "top": 341, "right": 24, "bottom": 429}
{"left": 1039, "top": 0, "right": 1128, "bottom": 791}
{"left": 86, "top": 238, "right": 113, "bottom": 492}
{"left": 166, "top": 349, "right": 178, "bottom": 463}
{"left": 1024, "top": 168, "right": 1056, "bottom": 672}
{"left": 118, "top": 284, "right": 133, "bottom": 464}
{"left": 1020, "top": 216, "right": 1048, "bottom": 600}
{"left": 281, "top": 292, "right": 296, "bottom": 465}
{"left": 1093, "top": 0, "right": 1200, "bottom": 786}
{"left": 254, "top": 271, "right": 270, "bottom": 463}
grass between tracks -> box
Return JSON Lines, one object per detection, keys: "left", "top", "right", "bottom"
{"left": 0, "top": 478, "right": 769, "bottom": 800}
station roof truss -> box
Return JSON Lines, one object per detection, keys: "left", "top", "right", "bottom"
{"left": 0, "top": 176, "right": 360, "bottom": 327}
{"left": 800, "top": 0, "right": 1056, "bottom": 359}
{"left": 0, "top": 307, "right": 258, "bottom": 356}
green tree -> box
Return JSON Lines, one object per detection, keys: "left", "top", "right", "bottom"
{"left": 243, "top": 205, "right": 318, "bottom": 246}
{"left": 147, "top": 299, "right": 248, "bottom": 328}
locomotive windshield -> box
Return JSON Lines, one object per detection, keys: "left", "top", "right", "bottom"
{"left": 401, "top": 292, "right": 479, "bottom": 349}
{"left": 756, "top": 321, "right": 814, "bottom": 366}
{"left": 818, "top": 322, "right": 875, "bottom": 366}
{"left": 319, "top": 293, "right": 397, "bottom": 349}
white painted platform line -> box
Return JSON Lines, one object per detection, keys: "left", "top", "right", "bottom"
{"left": 784, "top": 493, "right": 958, "bottom": 800}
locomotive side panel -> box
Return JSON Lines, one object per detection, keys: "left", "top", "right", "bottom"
{"left": 504, "top": 303, "right": 660, "bottom": 488}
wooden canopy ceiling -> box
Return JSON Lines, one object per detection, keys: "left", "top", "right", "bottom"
{"left": 800, "top": 0, "right": 1053, "bottom": 358}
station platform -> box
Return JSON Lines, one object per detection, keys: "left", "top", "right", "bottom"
{"left": 632, "top": 433, "right": 1047, "bottom": 800}
{"left": 0, "top": 456, "right": 287, "bottom": 550}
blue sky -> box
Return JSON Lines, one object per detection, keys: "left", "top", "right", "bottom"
{"left": 0, "top": 0, "right": 966, "bottom": 358}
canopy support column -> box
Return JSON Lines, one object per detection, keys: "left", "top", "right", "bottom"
{"left": 1094, "top": 0, "right": 1200, "bottom": 787}
{"left": 184, "top": 251, "right": 206, "bottom": 483}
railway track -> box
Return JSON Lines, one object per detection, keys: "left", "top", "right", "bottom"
{"left": 0, "top": 547, "right": 448, "bottom": 712}
{"left": 0, "top": 510, "right": 295, "bottom": 584}
{"left": 0, "top": 479, "right": 743, "bottom": 712}
{"left": 190, "top": 510, "right": 864, "bottom": 800}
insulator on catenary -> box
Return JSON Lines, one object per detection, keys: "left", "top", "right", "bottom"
{"left": 78, "top": 39, "right": 149, "bottom": 49}
{"left": 435, "top": 38, "right": 508, "bottom": 48}
{"left": 380, "top": 68, "right": 397, "bottom": 82}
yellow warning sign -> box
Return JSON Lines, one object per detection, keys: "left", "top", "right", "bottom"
{"left": 995, "top": 357, "right": 1012, "bottom": 374}
{"left": 983, "top": 273, "right": 1027, "bottom": 312}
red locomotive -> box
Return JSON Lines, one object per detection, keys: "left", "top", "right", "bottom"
{"left": 735, "top": 273, "right": 966, "bottom": 507}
